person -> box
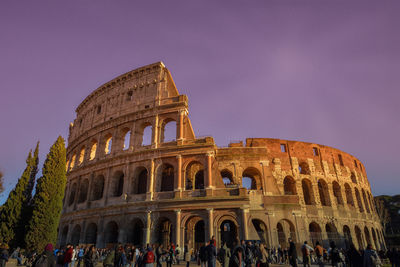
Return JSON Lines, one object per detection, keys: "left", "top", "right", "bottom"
{"left": 259, "top": 244, "right": 269, "bottom": 267}
{"left": 176, "top": 245, "right": 181, "bottom": 265}
{"left": 118, "top": 247, "right": 128, "bottom": 267}
{"left": 77, "top": 247, "right": 85, "bottom": 267}
{"left": 143, "top": 246, "right": 155, "bottom": 267}
{"left": 244, "top": 241, "right": 253, "bottom": 267}
{"left": 315, "top": 242, "right": 324, "bottom": 267}
{"left": 329, "top": 242, "right": 341, "bottom": 267}
{"left": 288, "top": 238, "right": 297, "bottom": 267}
{"left": 363, "top": 244, "right": 381, "bottom": 267}
{"left": 199, "top": 243, "right": 208, "bottom": 267}
{"left": 206, "top": 239, "right": 217, "bottom": 267}
{"left": 219, "top": 243, "right": 231, "bottom": 267}
{"left": 103, "top": 249, "right": 115, "bottom": 267}
{"left": 230, "top": 239, "right": 244, "bottom": 267}
{"left": 84, "top": 246, "right": 97, "bottom": 267}
{"left": 166, "top": 245, "right": 174, "bottom": 267}
{"left": 347, "top": 243, "right": 362, "bottom": 267}
{"left": 184, "top": 245, "right": 192, "bottom": 267}
{"left": 64, "top": 245, "right": 74, "bottom": 267}
{"left": 0, "top": 244, "right": 9, "bottom": 267}
{"left": 32, "top": 243, "right": 57, "bottom": 267}
{"left": 301, "top": 241, "right": 313, "bottom": 267}
{"left": 156, "top": 244, "right": 164, "bottom": 267}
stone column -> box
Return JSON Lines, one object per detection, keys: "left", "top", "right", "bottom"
{"left": 177, "top": 155, "right": 182, "bottom": 190}
{"left": 147, "top": 159, "right": 155, "bottom": 201}
{"left": 241, "top": 208, "right": 249, "bottom": 240}
{"left": 104, "top": 167, "right": 112, "bottom": 205}
{"left": 96, "top": 219, "right": 104, "bottom": 248}
{"left": 152, "top": 115, "right": 159, "bottom": 149}
{"left": 118, "top": 226, "right": 126, "bottom": 243}
{"left": 175, "top": 209, "right": 182, "bottom": 246}
{"left": 206, "top": 152, "right": 214, "bottom": 188}
{"left": 145, "top": 210, "right": 152, "bottom": 245}
{"left": 207, "top": 208, "right": 214, "bottom": 240}
{"left": 177, "top": 109, "right": 186, "bottom": 141}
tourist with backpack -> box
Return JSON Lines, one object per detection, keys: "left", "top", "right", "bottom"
{"left": 206, "top": 239, "right": 217, "bottom": 267}
{"left": 33, "top": 243, "right": 57, "bottom": 267}
{"left": 184, "top": 244, "right": 193, "bottom": 267}
{"left": 315, "top": 242, "right": 324, "bottom": 267}
{"left": 218, "top": 243, "right": 231, "bottom": 267}
{"left": 144, "top": 247, "right": 155, "bottom": 267}
{"left": 288, "top": 238, "right": 297, "bottom": 267}
{"left": 229, "top": 239, "right": 244, "bottom": 267}
{"left": 328, "top": 242, "right": 342, "bottom": 267}
{"left": 363, "top": 244, "right": 381, "bottom": 267}
{"left": 199, "top": 243, "right": 208, "bottom": 267}
{"left": 301, "top": 241, "right": 314, "bottom": 267}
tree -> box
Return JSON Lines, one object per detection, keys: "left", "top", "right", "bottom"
{"left": 25, "top": 136, "right": 66, "bottom": 251}
{"left": 0, "top": 170, "right": 4, "bottom": 194}
{"left": 0, "top": 150, "right": 35, "bottom": 246}
{"left": 375, "top": 198, "right": 390, "bottom": 234}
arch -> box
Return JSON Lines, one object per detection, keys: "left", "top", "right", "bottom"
{"left": 242, "top": 167, "right": 262, "bottom": 190}
{"left": 221, "top": 169, "right": 234, "bottom": 186}
{"left": 123, "top": 130, "right": 131, "bottom": 150}
{"left": 160, "top": 164, "right": 174, "bottom": 192}
{"left": 251, "top": 219, "right": 268, "bottom": 245}
{"left": 71, "top": 225, "right": 81, "bottom": 245}
{"left": 60, "top": 225, "right": 68, "bottom": 246}
{"left": 344, "top": 183, "right": 354, "bottom": 207}
{"left": 91, "top": 175, "right": 104, "bottom": 201}
{"left": 85, "top": 223, "right": 97, "bottom": 244}
{"left": 78, "top": 147, "right": 85, "bottom": 165}
{"left": 220, "top": 220, "right": 238, "bottom": 249}
{"left": 277, "top": 219, "right": 296, "bottom": 248}
{"left": 70, "top": 154, "right": 76, "bottom": 170}
{"left": 309, "top": 222, "right": 322, "bottom": 246}
{"left": 318, "top": 179, "right": 331, "bottom": 206}
{"left": 77, "top": 179, "right": 89, "bottom": 203}
{"left": 161, "top": 119, "right": 176, "bottom": 143}
{"left": 142, "top": 125, "right": 152, "bottom": 146}
{"left": 343, "top": 225, "right": 352, "bottom": 249}
{"left": 185, "top": 162, "right": 205, "bottom": 190}
{"left": 283, "top": 176, "right": 297, "bottom": 195}
{"left": 355, "top": 226, "right": 364, "bottom": 249}
{"left": 351, "top": 172, "right": 357, "bottom": 184}
{"left": 89, "top": 140, "right": 97, "bottom": 160}
{"left": 355, "top": 188, "right": 364, "bottom": 212}
{"left": 298, "top": 161, "right": 310, "bottom": 175}
{"left": 364, "top": 226, "right": 371, "bottom": 246}
{"left": 110, "top": 171, "right": 124, "bottom": 197}
{"left": 68, "top": 183, "right": 77, "bottom": 206}
{"left": 302, "top": 179, "right": 315, "bottom": 205}
{"left": 362, "top": 189, "right": 371, "bottom": 213}
{"left": 104, "top": 221, "right": 119, "bottom": 245}
{"left": 194, "top": 220, "right": 206, "bottom": 248}
{"left": 132, "top": 167, "right": 148, "bottom": 194}
{"left": 325, "top": 223, "right": 338, "bottom": 243}
{"left": 332, "top": 181, "right": 344, "bottom": 205}
{"left": 156, "top": 218, "right": 173, "bottom": 248}
{"left": 184, "top": 216, "right": 205, "bottom": 251}
{"left": 127, "top": 219, "right": 144, "bottom": 246}
{"left": 104, "top": 134, "right": 112, "bottom": 155}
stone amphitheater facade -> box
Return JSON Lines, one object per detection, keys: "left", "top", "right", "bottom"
{"left": 59, "top": 62, "right": 384, "bottom": 251}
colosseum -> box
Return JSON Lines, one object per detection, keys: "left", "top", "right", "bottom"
{"left": 59, "top": 62, "right": 385, "bottom": 251}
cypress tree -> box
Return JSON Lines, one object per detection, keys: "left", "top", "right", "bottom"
{"left": 0, "top": 170, "right": 4, "bottom": 195}
{"left": 0, "top": 150, "right": 34, "bottom": 245}
{"left": 25, "top": 136, "right": 66, "bottom": 251}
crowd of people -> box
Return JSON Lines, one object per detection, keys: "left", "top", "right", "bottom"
{"left": 0, "top": 237, "right": 395, "bottom": 267}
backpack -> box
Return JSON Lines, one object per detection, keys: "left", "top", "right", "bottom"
{"left": 34, "top": 254, "right": 48, "bottom": 267}
{"left": 145, "top": 251, "right": 155, "bottom": 263}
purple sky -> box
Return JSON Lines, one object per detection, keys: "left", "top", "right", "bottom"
{"left": 1, "top": 1, "right": 399, "bottom": 203}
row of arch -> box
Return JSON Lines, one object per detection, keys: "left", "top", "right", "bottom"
{"left": 283, "top": 176, "right": 375, "bottom": 213}
{"left": 67, "top": 120, "right": 178, "bottom": 172}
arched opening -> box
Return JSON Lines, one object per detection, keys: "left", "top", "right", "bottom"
{"left": 277, "top": 219, "right": 296, "bottom": 248}
{"left": 344, "top": 183, "right": 354, "bottom": 207}
{"left": 185, "top": 217, "right": 205, "bottom": 252}
{"left": 332, "top": 181, "right": 343, "bottom": 205}
{"left": 364, "top": 226, "right": 371, "bottom": 246}
{"left": 194, "top": 220, "right": 205, "bottom": 249}
{"left": 343, "top": 225, "right": 352, "bottom": 249}
{"left": 161, "top": 120, "right": 176, "bottom": 143}
{"left": 160, "top": 164, "right": 174, "bottom": 192}
{"left": 355, "top": 188, "right": 364, "bottom": 212}
{"left": 77, "top": 179, "right": 89, "bottom": 203}
{"left": 252, "top": 219, "right": 268, "bottom": 245}
{"left": 309, "top": 222, "right": 322, "bottom": 247}
{"left": 91, "top": 175, "right": 104, "bottom": 201}
{"left": 104, "top": 221, "right": 119, "bottom": 245}
{"left": 123, "top": 130, "right": 131, "bottom": 150}
{"left": 355, "top": 226, "right": 364, "bottom": 250}
{"left": 89, "top": 140, "right": 97, "bottom": 160}
{"left": 70, "top": 154, "right": 76, "bottom": 170}
{"left": 105, "top": 134, "right": 112, "bottom": 155}
{"left": 351, "top": 172, "right": 357, "bottom": 184}
{"left": 85, "top": 223, "right": 97, "bottom": 245}
{"left": 78, "top": 147, "right": 85, "bottom": 165}
{"left": 220, "top": 220, "right": 238, "bottom": 249}
{"left": 298, "top": 162, "right": 310, "bottom": 175}
{"left": 156, "top": 218, "right": 173, "bottom": 248}
{"left": 111, "top": 171, "right": 124, "bottom": 197}
{"left": 283, "top": 176, "right": 297, "bottom": 195}
{"left": 185, "top": 162, "right": 204, "bottom": 190}
{"left": 302, "top": 179, "right": 315, "bottom": 205}
{"left": 133, "top": 167, "right": 148, "bottom": 194}
{"left": 362, "top": 189, "right": 370, "bottom": 213}
{"left": 242, "top": 167, "right": 261, "bottom": 190}
{"left": 325, "top": 223, "right": 338, "bottom": 243}
{"left": 318, "top": 179, "right": 331, "bottom": 206}
{"left": 68, "top": 183, "right": 77, "bottom": 206}
{"left": 221, "top": 169, "right": 234, "bottom": 186}
{"left": 60, "top": 226, "right": 68, "bottom": 247}
{"left": 71, "top": 225, "right": 81, "bottom": 245}
{"left": 142, "top": 125, "right": 152, "bottom": 146}
{"left": 127, "top": 219, "right": 144, "bottom": 246}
